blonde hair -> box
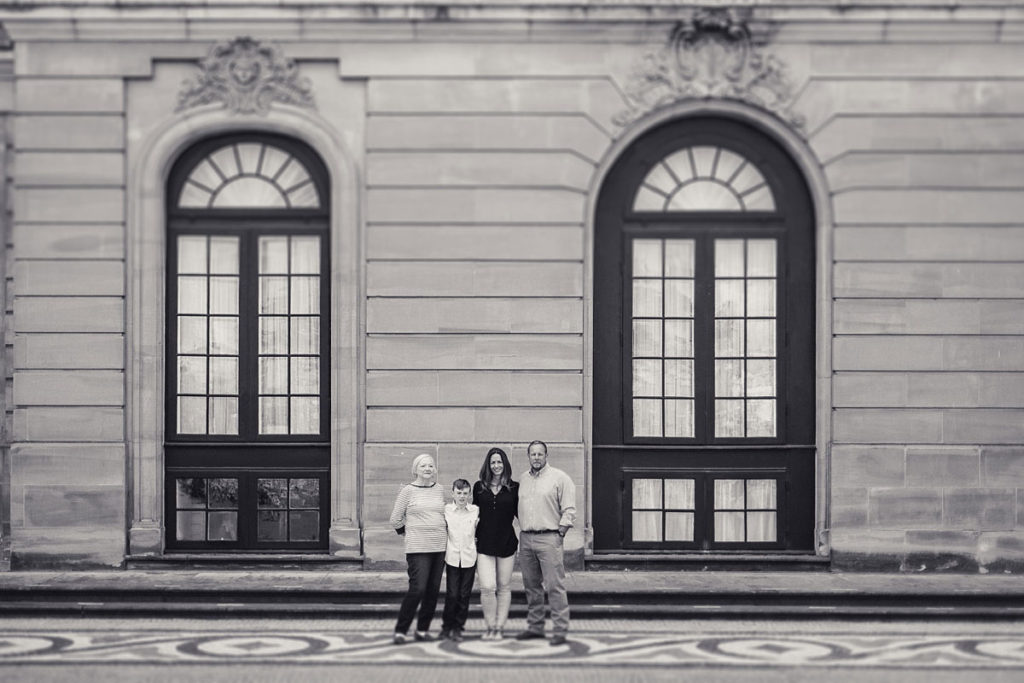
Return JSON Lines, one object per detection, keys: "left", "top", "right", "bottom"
{"left": 411, "top": 452, "right": 435, "bottom": 476}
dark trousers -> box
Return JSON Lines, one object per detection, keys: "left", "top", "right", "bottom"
{"left": 441, "top": 563, "right": 476, "bottom": 632}
{"left": 395, "top": 551, "right": 445, "bottom": 634}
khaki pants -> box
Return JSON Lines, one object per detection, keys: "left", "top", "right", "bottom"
{"left": 519, "top": 531, "right": 569, "bottom": 635}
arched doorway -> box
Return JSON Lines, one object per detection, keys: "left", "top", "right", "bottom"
{"left": 163, "top": 133, "right": 331, "bottom": 551}
{"left": 593, "top": 116, "right": 816, "bottom": 553}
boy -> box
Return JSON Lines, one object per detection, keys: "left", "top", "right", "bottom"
{"left": 440, "top": 478, "right": 479, "bottom": 642}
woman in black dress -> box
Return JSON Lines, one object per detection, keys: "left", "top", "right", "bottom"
{"left": 472, "top": 447, "right": 518, "bottom": 640}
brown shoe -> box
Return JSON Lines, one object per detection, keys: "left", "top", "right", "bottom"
{"left": 549, "top": 634, "right": 568, "bottom": 646}
{"left": 515, "top": 630, "right": 546, "bottom": 641}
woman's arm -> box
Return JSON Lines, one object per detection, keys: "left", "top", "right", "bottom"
{"left": 389, "top": 485, "right": 410, "bottom": 531}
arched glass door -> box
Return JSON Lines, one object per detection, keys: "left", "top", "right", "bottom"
{"left": 593, "top": 117, "right": 816, "bottom": 552}
{"left": 164, "top": 133, "right": 330, "bottom": 551}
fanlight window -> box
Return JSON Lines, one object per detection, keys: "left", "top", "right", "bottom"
{"left": 633, "top": 146, "right": 775, "bottom": 212}
{"left": 178, "top": 141, "right": 321, "bottom": 209}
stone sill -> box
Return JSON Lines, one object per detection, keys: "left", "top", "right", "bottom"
{"left": 126, "top": 553, "right": 364, "bottom": 570}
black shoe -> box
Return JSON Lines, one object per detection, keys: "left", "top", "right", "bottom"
{"left": 414, "top": 631, "right": 435, "bottom": 642}
{"left": 515, "top": 630, "right": 546, "bottom": 641}
{"left": 549, "top": 634, "right": 568, "bottom": 646}
{"left": 451, "top": 629, "right": 464, "bottom": 642}
{"left": 438, "top": 629, "right": 451, "bottom": 641}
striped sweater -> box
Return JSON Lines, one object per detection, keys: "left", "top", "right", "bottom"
{"left": 390, "top": 483, "right": 447, "bottom": 554}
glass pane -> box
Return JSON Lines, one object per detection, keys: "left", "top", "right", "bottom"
{"left": 260, "top": 146, "right": 290, "bottom": 179}
{"left": 662, "top": 149, "right": 694, "bottom": 184}
{"left": 209, "top": 237, "right": 239, "bottom": 275}
{"left": 731, "top": 161, "right": 767, "bottom": 195}
{"left": 664, "top": 360, "right": 693, "bottom": 397}
{"left": 664, "top": 399, "right": 694, "bottom": 437}
{"left": 631, "top": 511, "right": 661, "bottom": 542}
{"left": 290, "top": 357, "right": 319, "bottom": 394}
{"left": 747, "top": 280, "right": 776, "bottom": 317}
{"left": 291, "top": 237, "right": 321, "bottom": 274}
{"left": 632, "top": 239, "right": 662, "bottom": 277}
{"left": 665, "top": 512, "right": 694, "bottom": 542}
{"left": 288, "top": 182, "right": 320, "bottom": 208}
{"left": 747, "top": 480, "right": 777, "bottom": 509}
{"left": 747, "top": 511, "right": 777, "bottom": 542}
{"left": 259, "top": 237, "right": 289, "bottom": 274}
{"left": 632, "top": 279, "right": 662, "bottom": 317}
{"left": 177, "top": 357, "right": 206, "bottom": 394}
{"left": 633, "top": 186, "right": 666, "bottom": 211}
{"left": 208, "top": 397, "right": 238, "bottom": 435}
{"left": 190, "top": 159, "right": 223, "bottom": 191}
{"left": 715, "top": 359, "right": 744, "bottom": 398}
{"left": 715, "top": 320, "right": 744, "bottom": 357}
{"left": 258, "top": 478, "right": 288, "bottom": 508}
{"left": 290, "top": 317, "right": 320, "bottom": 355}
{"left": 747, "top": 319, "right": 776, "bottom": 358}
{"left": 260, "top": 317, "right": 289, "bottom": 354}
{"left": 715, "top": 399, "right": 744, "bottom": 438}
{"left": 747, "top": 240, "right": 776, "bottom": 277}
{"left": 715, "top": 479, "right": 745, "bottom": 509}
{"left": 260, "top": 357, "right": 288, "bottom": 395}
{"left": 665, "top": 479, "right": 695, "bottom": 509}
{"left": 290, "top": 511, "right": 320, "bottom": 541}
{"left": 714, "top": 511, "right": 745, "bottom": 542}
{"left": 176, "top": 478, "right": 206, "bottom": 509}
{"left": 235, "top": 142, "right": 262, "bottom": 174}
{"left": 632, "top": 478, "right": 662, "bottom": 509}
{"left": 177, "top": 396, "right": 206, "bottom": 434}
{"left": 207, "top": 478, "right": 238, "bottom": 509}
{"left": 290, "top": 397, "right": 320, "bottom": 434}
{"left": 176, "top": 511, "right": 206, "bottom": 541}
{"left": 715, "top": 240, "right": 745, "bottom": 277}
{"left": 644, "top": 162, "right": 680, "bottom": 194}
{"left": 290, "top": 479, "right": 320, "bottom": 508}
{"left": 276, "top": 157, "right": 311, "bottom": 192}
{"left": 746, "top": 359, "right": 776, "bottom": 396}
{"left": 209, "top": 277, "right": 238, "bottom": 315}
{"left": 290, "top": 277, "right": 319, "bottom": 315}
{"left": 177, "top": 276, "right": 207, "bottom": 315}
{"left": 632, "top": 359, "right": 661, "bottom": 397}
{"left": 178, "top": 237, "right": 207, "bottom": 274}
{"left": 260, "top": 276, "right": 288, "bottom": 315}
{"left": 259, "top": 397, "right": 288, "bottom": 434}
{"left": 632, "top": 398, "right": 661, "bottom": 437}
{"left": 209, "top": 146, "right": 239, "bottom": 178}
{"left": 715, "top": 280, "right": 745, "bottom": 317}
{"left": 209, "top": 356, "right": 238, "bottom": 395}
{"left": 664, "top": 240, "right": 694, "bottom": 277}
{"left": 747, "top": 399, "right": 777, "bottom": 437}
{"left": 179, "top": 183, "right": 211, "bottom": 208}
{"left": 667, "top": 180, "right": 741, "bottom": 211}
{"left": 207, "top": 511, "right": 238, "bottom": 541}
{"left": 743, "top": 184, "right": 776, "bottom": 211}
{"left": 632, "top": 319, "right": 662, "bottom": 357}
{"left": 664, "top": 320, "right": 692, "bottom": 358}
{"left": 664, "top": 279, "right": 693, "bottom": 318}
{"left": 714, "top": 149, "right": 744, "bottom": 182}
{"left": 691, "top": 146, "right": 717, "bottom": 177}
{"left": 258, "top": 511, "right": 288, "bottom": 541}
{"left": 209, "top": 317, "right": 238, "bottom": 355}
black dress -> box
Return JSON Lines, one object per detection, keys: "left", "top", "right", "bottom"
{"left": 472, "top": 480, "right": 519, "bottom": 558}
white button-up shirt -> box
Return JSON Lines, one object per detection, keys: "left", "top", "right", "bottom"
{"left": 444, "top": 502, "right": 479, "bottom": 567}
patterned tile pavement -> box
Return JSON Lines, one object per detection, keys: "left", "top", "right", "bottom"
{"left": 2, "top": 621, "right": 1024, "bottom": 670}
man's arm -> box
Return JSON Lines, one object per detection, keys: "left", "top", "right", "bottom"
{"left": 557, "top": 473, "right": 577, "bottom": 536}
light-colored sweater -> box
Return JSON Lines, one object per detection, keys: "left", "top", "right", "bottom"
{"left": 390, "top": 483, "right": 447, "bottom": 554}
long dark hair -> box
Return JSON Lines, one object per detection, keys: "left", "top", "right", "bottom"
{"left": 479, "top": 447, "right": 512, "bottom": 489}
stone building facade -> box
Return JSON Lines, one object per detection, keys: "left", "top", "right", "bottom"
{"left": 0, "top": 1, "right": 1022, "bottom": 575}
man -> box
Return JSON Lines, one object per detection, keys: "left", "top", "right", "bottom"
{"left": 515, "top": 439, "right": 576, "bottom": 646}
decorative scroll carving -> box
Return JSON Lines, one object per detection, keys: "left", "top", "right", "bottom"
{"left": 177, "top": 37, "right": 315, "bottom": 115}
{"left": 614, "top": 9, "right": 804, "bottom": 131}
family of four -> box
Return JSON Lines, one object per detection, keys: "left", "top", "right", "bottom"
{"left": 388, "top": 440, "right": 576, "bottom": 646}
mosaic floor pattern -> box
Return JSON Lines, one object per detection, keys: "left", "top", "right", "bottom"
{"left": 2, "top": 628, "right": 1024, "bottom": 669}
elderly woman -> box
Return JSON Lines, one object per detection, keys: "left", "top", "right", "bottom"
{"left": 389, "top": 452, "right": 447, "bottom": 644}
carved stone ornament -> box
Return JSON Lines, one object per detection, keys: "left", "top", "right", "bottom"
{"left": 614, "top": 9, "right": 804, "bottom": 131}
{"left": 176, "top": 37, "right": 315, "bottom": 115}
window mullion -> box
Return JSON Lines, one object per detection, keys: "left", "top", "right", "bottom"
{"left": 694, "top": 236, "right": 715, "bottom": 443}
{"left": 240, "top": 233, "right": 260, "bottom": 440}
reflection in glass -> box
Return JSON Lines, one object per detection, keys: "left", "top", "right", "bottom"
{"left": 258, "top": 478, "right": 288, "bottom": 508}
{"left": 208, "top": 511, "right": 237, "bottom": 541}
{"left": 290, "top": 511, "right": 320, "bottom": 541}
{"left": 258, "top": 510, "right": 288, "bottom": 541}
{"left": 176, "top": 478, "right": 206, "bottom": 509}
{"left": 632, "top": 511, "right": 661, "bottom": 542}
{"left": 632, "top": 478, "right": 662, "bottom": 509}
{"left": 290, "top": 479, "right": 320, "bottom": 508}
{"left": 176, "top": 511, "right": 206, "bottom": 540}
{"left": 207, "top": 478, "right": 238, "bottom": 508}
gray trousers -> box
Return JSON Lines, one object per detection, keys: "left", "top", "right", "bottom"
{"left": 519, "top": 531, "right": 569, "bottom": 635}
